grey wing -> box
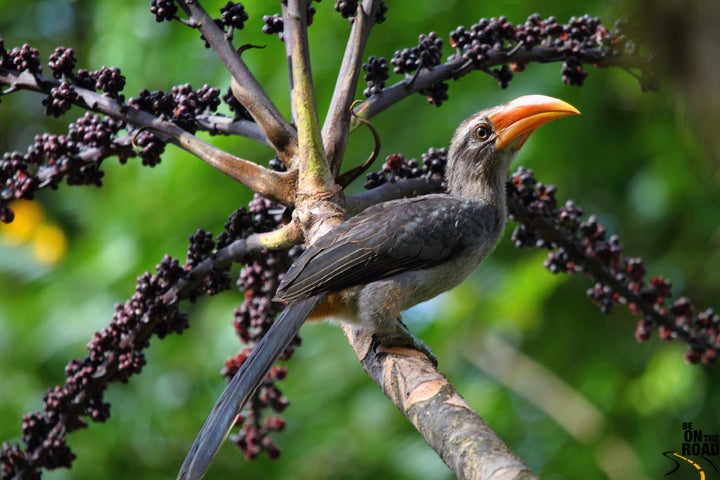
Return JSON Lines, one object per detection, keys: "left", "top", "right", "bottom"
{"left": 275, "top": 195, "right": 496, "bottom": 301}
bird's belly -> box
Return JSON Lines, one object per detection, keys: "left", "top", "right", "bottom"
{"left": 401, "top": 252, "right": 486, "bottom": 308}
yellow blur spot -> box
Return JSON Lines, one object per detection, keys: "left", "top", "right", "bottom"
{"left": 31, "top": 224, "right": 67, "bottom": 265}
{"left": 0, "top": 200, "right": 44, "bottom": 245}
{"left": 0, "top": 200, "right": 67, "bottom": 265}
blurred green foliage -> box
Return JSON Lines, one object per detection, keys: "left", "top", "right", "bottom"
{"left": 1, "top": 1, "right": 719, "bottom": 479}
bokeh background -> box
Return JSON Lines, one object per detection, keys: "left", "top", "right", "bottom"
{"left": 1, "top": 1, "right": 719, "bottom": 479}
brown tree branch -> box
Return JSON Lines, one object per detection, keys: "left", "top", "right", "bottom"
{"left": 171, "top": 127, "right": 296, "bottom": 206}
{"left": 465, "top": 332, "right": 646, "bottom": 480}
{"left": 344, "top": 174, "right": 443, "bottom": 215}
{"left": 354, "top": 45, "right": 651, "bottom": 123}
{"left": 0, "top": 67, "right": 296, "bottom": 205}
{"left": 344, "top": 325, "right": 537, "bottom": 480}
{"left": 194, "top": 114, "right": 273, "bottom": 147}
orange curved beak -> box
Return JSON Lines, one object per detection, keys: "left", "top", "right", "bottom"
{"left": 488, "top": 95, "right": 580, "bottom": 151}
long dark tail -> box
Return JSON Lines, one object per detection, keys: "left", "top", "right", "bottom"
{"left": 177, "top": 296, "right": 322, "bottom": 480}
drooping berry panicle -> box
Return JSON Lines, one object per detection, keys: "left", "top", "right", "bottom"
{"left": 0, "top": 113, "right": 131, "bottom": 222}
{"left": 224, "top": 181, "right": 303, "bottom": 459}
{"left": 0, "top": 199, "right": 279, "bottom": 476}
{"left": 362, "top": 14, "right": 655, "bottom": 105}
{"left": 507, "top": 167, "right": 717, "bottom": 365}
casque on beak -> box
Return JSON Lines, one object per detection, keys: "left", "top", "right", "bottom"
{"left": 488, "top": 95, "right": 580, "bottom": 151}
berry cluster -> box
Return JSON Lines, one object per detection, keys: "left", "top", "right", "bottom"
{"left": 507, "top": 167, "right": 718, "bottom": 365}
{"left": 186, "top": 229, "right": 232, "bottom": 298}
{"left": 47, "top": 47, "right": 77, "bottom": 79}
{"left": 130, "top": 130, "right": 166, "bottom": 167}
{"left": 150, "top": 0, "right": 178, "bottom": 22}
{"left": 220, "top": 2, "right": 249, "bottom": 31}
{"left": 1, "top": 43, "right": 42, "bottom": 75}
{"left": 227, "top": 194, "right": 299, "bottom": 459}
{"left": 222, "top": 86, "right": 254, "bottom": 121}
{"left": 38, "top": 57, "right": 126, "bottom": 117}
{"left": 0, "top": 37, "right": 254, "bottom": 225}
{"left": 363, "top": 14, "right": 654, "bottom": 106}
{"left": 334, "top": 0, "right": 358, "bottom": 19}
{"left": 42, "top": 81, "right": 80, "bottom": 117}
{"left": 391, "top": 32, "right": 443, "bottom": 75}
{"left": 93, "top": 66, "right": 126, "bottom": 98}
{"left": 261, "top": 14, "right": 284, "bottom": 39}
{"left": 0, "top": 443, "right": 30, "bottom": 479}
{"left": 451, "top": 13, "right": 649, "bottom": 88}
{"left": 364, "top": 147, "right": 447, "bottom": 189}
{"left": 67, "top": 113, "right": 122, "bottom": 150}
{"left": 128, "top": 83, "right": 221, "bottom": 133}
{"left": 449, "top": 16, "right": 516, "bottom": 65}
{"left": 489, "top": 64, "right": 513, "bottom": 89}
{"left": 166, "top": 184, "right": 299, "bottom": 460}
{"left": 261, "top": 1, "right": 321, "bottom": 40}
{"left": 232, "top": 412, "right": 287, "bottom": 460}
{"left": 1, "top": 42, "right": 127, "bottom": 103}
{"left": 365, "top": 30, "right": 451, "bottom": 104}
{"left": 199, "top": 2, "right": 250, "bottom": 44}
{"left": 0, "top": 114, "right": 130, "bottom": 222}
{"left": 334, "top": 0, "right": 387, "bottom": 23}
{"left": 362, "top": 55, "right": 388, "bottom": 98}
{"left": 419, "top": 81, "right": 449, "bottom": 107}
{"left": 0, "top": 254, "right": 191, "bottom": 477}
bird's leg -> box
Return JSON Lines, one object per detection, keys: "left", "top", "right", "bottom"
{"left": 374, "top": 316, "right": 438, "bottom": 366}
{"left": 355, "top": 280, "right": 438, "bottom": 364}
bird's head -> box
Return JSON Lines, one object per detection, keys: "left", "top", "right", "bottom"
{"left": 446, "top": 95, "right": 579, "bottom": 198}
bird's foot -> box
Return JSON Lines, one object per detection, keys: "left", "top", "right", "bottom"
{"left": 375, "top": 320, "right": 438, "bottom": 366}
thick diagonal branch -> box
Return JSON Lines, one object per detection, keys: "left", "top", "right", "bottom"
{"left": 344, "top": 326, "right": 537, "bottom": 480}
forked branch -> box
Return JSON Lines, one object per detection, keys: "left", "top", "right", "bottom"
{"left": 177, "top": 0, "right": 298, "bottom": 160}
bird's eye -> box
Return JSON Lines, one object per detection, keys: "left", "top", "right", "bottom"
{"left": 474, "top": 123, "right": 492, "bottom": 141}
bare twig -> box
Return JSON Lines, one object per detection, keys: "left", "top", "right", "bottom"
{"left": 194, "top": 114, "right": 273, "bottom": 147}
{"left": 322, "top": 0, "right": 382, "bottom": 172}
{"left": 177, "top": 0, "right": 298, "bottom": 161}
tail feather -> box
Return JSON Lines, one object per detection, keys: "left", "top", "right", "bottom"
{"left": 177, "top": 296, "right": 322, "bottom": 480}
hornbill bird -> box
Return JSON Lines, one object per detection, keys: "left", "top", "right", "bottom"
{"left": 178, "top": 95, "right": 579, "bottom": 479}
